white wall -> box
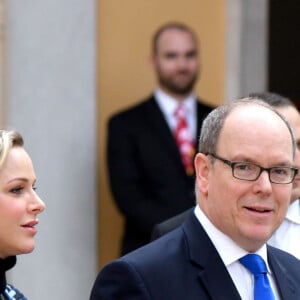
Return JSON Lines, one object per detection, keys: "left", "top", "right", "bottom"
{"left": 5, "top": 1, "right": 97, "bottom": 299}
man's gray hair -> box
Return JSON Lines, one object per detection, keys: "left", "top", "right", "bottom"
{"left": 198, "top": 97, "right": 296, "bottom": 158}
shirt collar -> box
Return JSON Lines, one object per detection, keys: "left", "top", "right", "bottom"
{"left": 194, "top": 205, "right": 271, "bottom": 273}
{"left": 154, "top": 88, "right": 196, "bottom": 117}
{"left": 285, "top": 199, "right": 300, "bottom": 224}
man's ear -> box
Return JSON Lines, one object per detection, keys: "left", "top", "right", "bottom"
{"left": 194, "top": 153, "right": 210, "bottom": 195}
{"left": 150, "top": 53, "right": 157, "bottom": 71}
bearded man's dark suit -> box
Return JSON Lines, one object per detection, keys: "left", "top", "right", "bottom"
{"left": 151, "top": 207, "right": 192, "bottom": 240}
{"left": 107, "top": 95, "right": 213, "bottom": 254}
{"left": 90, "top": 211, "right": 300, "bottom": 299}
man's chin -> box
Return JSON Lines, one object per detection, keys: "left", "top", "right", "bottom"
{"left": 159, "top": 76, "right": 197, "bottom": 96}
{"left": 168, "top": 84, "right": 195, "bottom": 96}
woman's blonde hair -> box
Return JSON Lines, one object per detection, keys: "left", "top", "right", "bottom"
{"left": 0, "top": 130, "right": 24, "bottom": 168}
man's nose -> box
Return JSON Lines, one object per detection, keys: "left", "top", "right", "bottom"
{"left": 253, "top": 170, "right": 273, "bottom": 193}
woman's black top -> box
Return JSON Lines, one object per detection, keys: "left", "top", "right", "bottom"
{"left": 0, "top": 256, "right": 27, "bottom": 299}
{"left": 0, "top": 256, "right": 16, "bottom": 294}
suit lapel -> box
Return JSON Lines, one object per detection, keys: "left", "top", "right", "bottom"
{"left": 144, "top": 96, "right": 212, "bottom": 176}
{"left": 182, "top": 214, "right": 299, "bottom": 300}
{"left": 183, "top": 214, "right": 242, "bottom": 300}
{"left": 268, "top": 247, "right": 298, "bottom": 300}
{"left": 195, "top": 99, "right": 212, "bottom": 149}
{"left": 195, "top": 101, "right": 203, "bottom": 149}
{"left": 145, "top": 96, "right": 186, "bottom": 171}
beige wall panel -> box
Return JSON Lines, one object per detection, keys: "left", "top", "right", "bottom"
{"left": 97, "top": 0, "right": 225, "bottom": 266}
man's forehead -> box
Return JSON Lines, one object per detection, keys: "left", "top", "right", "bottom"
{"left": 221, "top": 104, "right": 291, "bottom": 139}
{"left": 220, "top": 104, "right": 293, "bottom": 149}
{"left": 228, "top": 103, "right": 281, "bottom": 122}
{"left": 157, "top": 29, "right": 196, "bottom": 47}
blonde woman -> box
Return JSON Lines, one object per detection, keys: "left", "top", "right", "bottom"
{"left": 0, "top": 130, "right": 45, "bottom": 299}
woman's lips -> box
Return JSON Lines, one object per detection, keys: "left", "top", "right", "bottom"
{"left": 21, "top": 220, "right": 39, "bottom": 234}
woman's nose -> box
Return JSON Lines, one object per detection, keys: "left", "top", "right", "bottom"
{"left": 30, "top": 193, "right": 46, "bottom": 213}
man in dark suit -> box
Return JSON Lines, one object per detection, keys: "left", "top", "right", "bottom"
{"left": 91, "top": 98, "right": 300, "bottom": 299}
{"left": 107, "top": 22, "right": 213, "bottom": 255}
{"left": 151, "top": 92, "right": 300, "bottom": 254}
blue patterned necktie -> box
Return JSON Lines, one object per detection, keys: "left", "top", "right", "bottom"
{"left": 239, "top": 254, "right": 275, "bottom": 300}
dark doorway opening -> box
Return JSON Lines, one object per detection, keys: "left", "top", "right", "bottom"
{"left": 268, "top": 1, "right": 300, "bottom": 109}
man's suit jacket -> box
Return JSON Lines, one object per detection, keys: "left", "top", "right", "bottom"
{"left": 90, "top": 212, "right": 300, "bottom": 299}
{"left": 107, "top": 95, "right": 212, "bottom": 254}
{"left": 151, "top": 207, "right": 193, "bottom": 240}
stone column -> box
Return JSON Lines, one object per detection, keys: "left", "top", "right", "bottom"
{"left": 5, "top": 1, "right": 97, "bottom": 299}
{"left": 0, "top": 0, "right": 6, "bottom": 126}
{"left": 226, "top": 0, "right": 268, "bottom": 101}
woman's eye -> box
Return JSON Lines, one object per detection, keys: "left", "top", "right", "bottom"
{"left": 10, "top": 186, "right": 23, "bottom": 194}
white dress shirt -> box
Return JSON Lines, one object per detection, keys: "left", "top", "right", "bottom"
{"left": 194, "top": 205, "right": 280, "bottom": 300}
{"left": 268, "top": 199, "right": 300, "bottom": 259}
{"left": 154, "top": 89, "right": 197, "bottom": 140}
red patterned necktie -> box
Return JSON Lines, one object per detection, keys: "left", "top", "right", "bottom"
{"left": 174, "top": 105, "right": 195, "bottom": 176}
